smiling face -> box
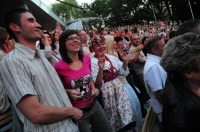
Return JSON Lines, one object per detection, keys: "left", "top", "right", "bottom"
{"left": 92, "top": 42, "right": 106, "bottom": 56}
{"left": 65, "top": 34, "right": 81, "bottom": 53}
{"left": 16, "top": 12, "right": 41, "bottom": 43}
{"left": 79, "top": 30, "right": 88, "bottom": 43}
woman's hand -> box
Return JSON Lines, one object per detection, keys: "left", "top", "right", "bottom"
{"left": 40, "top": 31, "right": 51, "bottom": 47}
{"left": 118, "top": 49, "right": 131, "bottom": 65}
{"left": 66, "top": 89, "right": 82, "bottom": 101}
{"left": 97, "top": 53, "right": 105, "bottom": 69}
{"left": 91, "top": 88, "right": 99, "bottom": 97}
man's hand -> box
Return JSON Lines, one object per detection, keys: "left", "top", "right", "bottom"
{"left": 70, "top": 107, "right": 83, "bottom": 120}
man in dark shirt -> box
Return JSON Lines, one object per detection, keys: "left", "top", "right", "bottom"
{"left": 161, "top": 32, "right": 200, "bottom": 132}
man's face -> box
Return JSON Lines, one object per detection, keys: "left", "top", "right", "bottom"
{"left": 120, "top": 31, "right": 125, "bottom": 37}
{"left": 127, "top": 30, "right": 132, "bottom": 37}
{"left": 131, "top": 35, "right": 139, "bottom": 46}
{"left": 117, "top": 40, "right": 124, "bottom": 49}
{"left": 18, "top": 12, "right": 41, "bottom": 42}
{"left": 103, "top": 31, "right": 108, "bottom": 35}
{"left": 79, "top": 31, "right": 88, "bottom": 43}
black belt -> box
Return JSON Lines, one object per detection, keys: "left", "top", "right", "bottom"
{"left": 79, "top": 101, "right": 95, "bottom": 111}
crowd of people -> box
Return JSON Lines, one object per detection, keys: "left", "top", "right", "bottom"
{"left": 0, "top": 7, "right": 200, "bottom": 132}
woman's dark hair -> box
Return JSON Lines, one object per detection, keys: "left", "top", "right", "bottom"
{"left": 141, "top": 36, "right": 149, "bottom": 45}
{"left": 59, "top": 29, "right": 83, "bottom": 64}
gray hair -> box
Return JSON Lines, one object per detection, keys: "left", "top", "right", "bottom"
{"left": 161, "top": 33, "right": 200, "bottom": 85}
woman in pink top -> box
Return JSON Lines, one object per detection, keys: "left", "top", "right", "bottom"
{"left": 54, "top": 29, "right": 111, "bottom": 132}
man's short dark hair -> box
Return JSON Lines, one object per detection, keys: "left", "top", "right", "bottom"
{"left": 4, "top": 8, "right": 31, "bottom": 42}
{"left": 146, "top": 36, "right": 163, "bottom": 54}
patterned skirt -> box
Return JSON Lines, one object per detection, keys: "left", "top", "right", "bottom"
{"left": 101, "top": 78, "right": 135, "bottom": 132}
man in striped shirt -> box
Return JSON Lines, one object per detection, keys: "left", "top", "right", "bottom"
{"left": 0, "top": 8, "right": 82, "bottom": 131}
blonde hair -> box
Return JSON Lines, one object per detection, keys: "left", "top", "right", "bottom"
{"left": 104, "top": 35, "right": 118, "bottom": 57}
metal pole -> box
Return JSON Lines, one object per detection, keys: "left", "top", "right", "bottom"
{"left": 152, "top": 6, "right": 157, "bottom": 22}
{"left": 188, "top": 0, "right": 194, "bottom": 20}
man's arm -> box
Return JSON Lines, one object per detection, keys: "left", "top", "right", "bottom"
{"left": 146, "top": 65, "right": 165, "bottom": 104}
{"left": 154, "top": 90, "right": 163, "bottom": 104}
{"left": 17, "top": 95, "right": 83, "bottom": 124}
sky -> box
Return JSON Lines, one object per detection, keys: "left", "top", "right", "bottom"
{"left": 46, "top": 0, "right": 93, "bottom": 5}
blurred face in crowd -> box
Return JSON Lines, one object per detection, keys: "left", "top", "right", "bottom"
{"left": 93, "top": 31, "right": 97, "bottom": 37}
{"left": 127, "top": 30, "right": 132, "bottom": 37}
{"left": 79, "top": 30, "right": 88, "bottom": 43}
{"left": 54, "top": 32, "right": 59, "bottom": 41}
{"left": 137, "top": 28, "right": 141, "bottom": 34}
{"left": 109, "top": 31, "right": 116, "bottom": 37}
{"left": 131, "top": 35, "right": 140, "bottom": 46}
{"left": 115, "top": 31, "right": 120, "bottom": 36}
{"left": 102, "top": 31, "right": 108, "bottom": 35}
{"left": 143, "top": 37, "right": 149, "bottom": 46}
{"left": 120, "top": 31, "right": 125, "bottom": 37}
{"left": 116, "top": 40, "right": 124, "bottom": 49}
{"left": 65, "top": 34, "right": 81, "bottom": 53}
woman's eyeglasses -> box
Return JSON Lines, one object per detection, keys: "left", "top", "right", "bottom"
{"left": 66, "top": 36, "right": 80, "bottom": 41}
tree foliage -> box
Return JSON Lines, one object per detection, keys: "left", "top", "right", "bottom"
{"left": 51, "top": 0, "right": 84, "bottom": 21}
{"left": 51, "top": 0, "right": 200, "bottom": 27}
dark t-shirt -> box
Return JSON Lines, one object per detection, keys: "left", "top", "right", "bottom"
{"left": 162, "top": 79, "right": 200, "bottom": 132}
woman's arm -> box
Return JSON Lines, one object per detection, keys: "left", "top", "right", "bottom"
{"left": 94, "top": 56, "right": 105, "bottom": 89}
{"left": 94, "top": 66, "right": 104, "bottom": 89}
{"left": 90, "top": 80, "right": 99, "bottom": 97}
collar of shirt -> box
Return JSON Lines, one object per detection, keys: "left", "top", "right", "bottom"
{"left": 15, "top": 43, "right": 37, "bottom": 60}
{"left": 147, "top": 53, "right": 161, "bottom": 64}
{"left": 82, "top": 43, "right": 90, "bottom": 47}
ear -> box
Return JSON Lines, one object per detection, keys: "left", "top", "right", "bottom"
{"left": 184, "top": 72, "right": 192, "bottom": 79}
{"left": 9, "top": 23, "right": 20, "bottom": 32}
{"left": 152, "top": 47, "right": 157, "bottom": 54}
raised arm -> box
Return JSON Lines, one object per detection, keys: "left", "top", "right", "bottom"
{"left": 94, "top": 55, "right": 105, "bottom": 89}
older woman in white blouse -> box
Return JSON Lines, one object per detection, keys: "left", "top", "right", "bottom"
{"left": 90, "top": 35, "right": 136, "bottom": 132}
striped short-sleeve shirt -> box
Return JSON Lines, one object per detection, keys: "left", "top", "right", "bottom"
{"left": 0, "top": 43, "right": 78, "bottom": 132}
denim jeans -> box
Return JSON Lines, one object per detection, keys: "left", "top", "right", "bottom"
{"left": 78, "top": 100, "right": 111, "bottom": 132}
